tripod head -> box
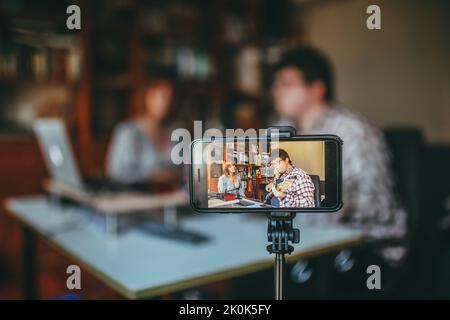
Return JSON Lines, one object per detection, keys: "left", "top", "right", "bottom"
{"left": 266, "top": 212, "right": 300, "bottom": 254}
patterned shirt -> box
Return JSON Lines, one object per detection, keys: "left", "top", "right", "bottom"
{"left": 218, "top": 175, "right": 245, "bottom": 196}
{"left": 106, "top": 121, "right": 172, "bottom": 184}
{"left": 274, "top": 106, "right": 407, "bottom": 264}
{"left": 277, "top": 167, "right": 316, "bottom": 208}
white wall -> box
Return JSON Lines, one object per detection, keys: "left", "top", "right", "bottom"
{"left": 274, "top": 141, "right": 325, "bottom": 179}
{"left": 297, "top": 0, "right": 450, "bottom": 143}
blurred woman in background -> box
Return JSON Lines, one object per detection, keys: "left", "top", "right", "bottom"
{"left": 106, "top": 76, "right": 180, "bottom": 188}
{"left": 218, "top": 162, "right": 244, "bottom": 197}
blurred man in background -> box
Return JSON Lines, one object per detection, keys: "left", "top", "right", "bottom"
{"left": 271, "top": 47, "right": 407, "bottom": 264}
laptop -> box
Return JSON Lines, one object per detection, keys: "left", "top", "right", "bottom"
{"left": 33, "top": 119, "right": 206, "bottom": 242}
{"left": 33, "top": 119, "right": 138, "bottom": 194}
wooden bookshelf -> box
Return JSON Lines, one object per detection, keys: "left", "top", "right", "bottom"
{"left": 0, "top": 0, "right": 298, "bottom": 198}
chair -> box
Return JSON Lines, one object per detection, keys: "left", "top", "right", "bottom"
{"left": 308, "top": 174, "right": 321, "bottom": 208}
{"left": 334, "top": 127, "right": 426, "bottom": 298}
{"left": 383, "top": 128, "right": 425, "bottom": 242}
{"left": 321, "top": 128, "right": 426, "bottom": 299}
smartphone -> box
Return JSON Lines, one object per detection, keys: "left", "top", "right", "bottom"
{"left": 190, "top": 134, "right": 342, "bottom": 213}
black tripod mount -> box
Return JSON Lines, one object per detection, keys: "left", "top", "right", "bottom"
{"left": 266, "top": 212, "right": 300, "bottom": 300}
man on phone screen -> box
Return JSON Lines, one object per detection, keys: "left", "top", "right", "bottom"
{"left": 266, "top": 148, "right": 315, "bottom": 208}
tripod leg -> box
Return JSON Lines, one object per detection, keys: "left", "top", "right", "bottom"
{"left": 275, "top": 253, "right": 285, "bottom": 300}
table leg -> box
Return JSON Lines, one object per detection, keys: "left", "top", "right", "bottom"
{"left": 106, "top": 214, "right": 119, "bottom": 236}
{"left": 163, "top": 206, "right": 178, "bottom": 229}
{"left": 22, "top": 225, "right": 37, "bottom": 299}
{"left": 315, "top": 256, "right": 332, "bottom": 298}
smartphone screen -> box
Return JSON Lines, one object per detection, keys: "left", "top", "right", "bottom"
{"left": 190, "top": 135, "right": 342, "bottom": 213}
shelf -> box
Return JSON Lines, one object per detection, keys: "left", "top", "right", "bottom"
{"left": 0, "top": 77, "right": 79, "bottom": 87}
{"left": 13, "top": 31, "right": 80, "bottom": 49}
{"left": 0, "top": 132, "right": 34, "bottom": 140}
{"left": 0, "top": 0, "right": 294, "bottom": 178}
{"left": 8, "top": 12, "right": 68, "bottom": 26}
{"left": 92, "top": 75, "right": 132, "bottom": 88}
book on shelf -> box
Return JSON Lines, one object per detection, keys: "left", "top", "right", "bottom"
{"left": 0, "top": 43, "right": 80, "bottom": 83}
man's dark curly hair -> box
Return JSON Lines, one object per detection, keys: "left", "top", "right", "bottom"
{"left": 274, "top": 46, "right": 334, "bottom": 102}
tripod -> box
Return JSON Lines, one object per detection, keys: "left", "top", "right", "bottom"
{"left": 266, "top": 212, "right": 300, "bottom": 300}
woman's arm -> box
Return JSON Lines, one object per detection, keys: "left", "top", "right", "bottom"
{"left": 237, "top": 176, "right": 245, "bottom": 196}
{"left": 217, "top": 175, "right": 226, "bottom": 193}
{"left": 106, "top": 123, "right": 141, "bottom": 184}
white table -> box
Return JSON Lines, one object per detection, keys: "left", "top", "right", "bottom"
{"left": 5, "top": 196, "right": 364, "bottom": 299}
{"left": 43, "top": 180, "right": 189, "bottom": 235}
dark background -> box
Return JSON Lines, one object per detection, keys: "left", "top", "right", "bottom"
{"left": 0, "top": 0, "right": 449, "bottom": 299}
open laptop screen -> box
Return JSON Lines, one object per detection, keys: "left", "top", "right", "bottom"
{"left": 33, "top": 119, "right": 83, "bottom": 189}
